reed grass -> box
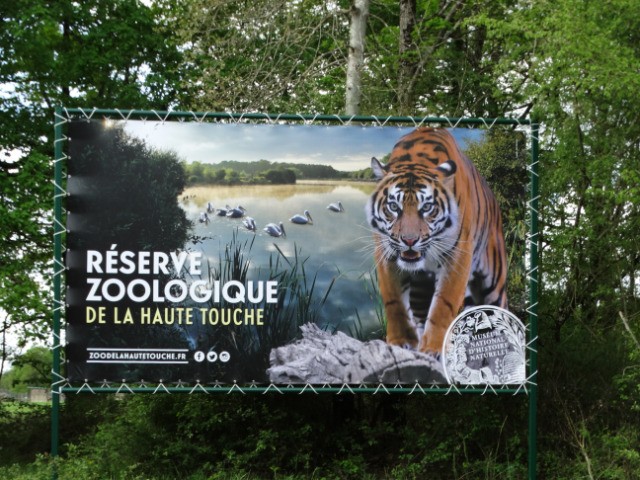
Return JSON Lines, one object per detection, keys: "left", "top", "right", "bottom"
{"left": 196, "top": 230, "right": 336, "bottom": 381}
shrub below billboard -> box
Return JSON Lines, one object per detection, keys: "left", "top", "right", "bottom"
{"left": 65, "top": 117, "right": 528, "bottom": 385}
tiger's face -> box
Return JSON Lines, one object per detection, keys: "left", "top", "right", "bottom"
{"left": 366, "top": 157, "right": 460, "bottom": 273}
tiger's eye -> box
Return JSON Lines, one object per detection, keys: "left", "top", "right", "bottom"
{"left": 387, "top": 202, "right": 400, "bottom": 213}
{"left": 420, "top": 203, "right": 434, "bottom": 215}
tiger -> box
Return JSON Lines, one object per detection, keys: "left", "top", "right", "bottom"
{"left": 366, "top": 127, "right": 507, "bottom": 355}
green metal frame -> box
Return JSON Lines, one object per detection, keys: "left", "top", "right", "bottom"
{"left": 528, "top": 121, "right": 540, "bottom": 480}
{"left": 52, "top": 108, "right": 539, "bottom": 477}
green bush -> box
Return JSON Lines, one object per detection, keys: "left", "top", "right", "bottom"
{"left": 0, "top": 400, "right": 50, "bottom": 466}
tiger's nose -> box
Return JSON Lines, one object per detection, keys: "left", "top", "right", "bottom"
{"left": 401, "top": 234, "right": 419, "bottom": 247}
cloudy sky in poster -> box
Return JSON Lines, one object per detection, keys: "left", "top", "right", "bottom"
{"left": 124, "top": 121, "right": 484, "bottom": 171}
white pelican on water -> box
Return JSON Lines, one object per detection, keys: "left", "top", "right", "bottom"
{"left": 327, "top": 201, "right": 344, "bottom": 212}
{"left": 226, "top": 205, "right": 246, "bottom": 218}
{"left": 264, "top": 222, "right": 286, "bottom": 238}
{"left": 216, "top": 205, "right": 230, "bottom": 216}
{"left": 242, "top": 217, "right": 257, "bottom": 232}
{"left": 289, "top": 210, "right": 313, "bottom": 225}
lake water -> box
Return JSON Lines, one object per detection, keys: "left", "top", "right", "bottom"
{"left": 179, "top": 181, "right": 383, "bottom": 338}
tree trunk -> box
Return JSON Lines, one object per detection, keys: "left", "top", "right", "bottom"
{"left": 398, "top": 0, "right": 417, "bottom": 115}
{"left": 345, "top": 0, "right": 369, "bottom": 116}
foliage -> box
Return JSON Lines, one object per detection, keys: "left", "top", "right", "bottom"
{"left": 481, "top": 0, "right": 640, "bottom": 337}
{"left": 477, "top": 3, "right": 640, "bottom": 473}
{"left": 466, "top": 129, "right": 529, "bottom": 313}
{"left": 174, "top": 0, "right": 523, "bottom": 117}
{"left": 0, "top": 394, "right": 528, "bottom": 479}
{"left": 615, "top": 313, "right": 640, "bottom": 414}
{"left": 1, "top": 0, "right": 185, "bottom": 112}
{"left": 0, "top": 150, "right": 52, "bottom": 355}
{"left": 0, "top": 400, "right": 50, "bottom": 465}
{"left": 263, "top": 168, "right": 297, "bottom": 185}
{"left": 183, "top": 159, "right": 346, "bottom": 186}
{"left": 66, "top": 121, "right": 190, "bottom": 252}
{"left": 0, "top": 347, "right": 52, "bottom": 393}
{"left": 64, "top": 120, "right": 193, "bottom": 382}
{"left": 360, "top": 0, "right": 525, "bottom": 117}
{"left": 192, "top": 234, "right": 335, "bottom": 381}
{"left": 0, "top": 0, "right": 186, "bottom": 366}
{"left": 176, "top": 0, "right": 350, "bottom": 114}
{"left": 2, "top": 0, "right": 640, "bottom": 478}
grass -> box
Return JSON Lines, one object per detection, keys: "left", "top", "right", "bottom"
{"left": 193, "top": 230, "right": 337, "bottom": 381}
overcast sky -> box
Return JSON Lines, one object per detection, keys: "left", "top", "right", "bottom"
{"left": 124, "top": 121, "right": 484, "bottom": 171}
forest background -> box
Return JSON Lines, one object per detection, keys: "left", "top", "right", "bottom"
{"left": 1, "top": 0, "right": 639, "bottom": 478}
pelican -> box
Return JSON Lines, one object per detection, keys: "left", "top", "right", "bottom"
{"left": 198, "top": 212, "right": 210, "bottom": 224}
{"left": 289, "top": 210, "right": 313, "bottom": 225}
{"left": 263, "top": 222, "right": 286, "bottom": 238}
{"left": 226, "top": 205, "right": 246, "bottom": 218}
{"left": 216, "top": 205, "right": 230, "bottom": 216}
{"left": 242, "top": 217, "right": 257, "bottom": 232}
{"left": 327, "top": 201, "right": 344, "bottom": 212}
{"left": 206, "top": 202, "right": 214, "bottom": 214}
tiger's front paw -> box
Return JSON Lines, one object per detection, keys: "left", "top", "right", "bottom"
{"left": 387, "top": 333, "right": 419, "bottom": 350}
{"left": 418, "top": 334, "right": 445, "bottom": 357}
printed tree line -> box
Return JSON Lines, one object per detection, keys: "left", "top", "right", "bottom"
{"left": 183, "top": 158, "right": 376, "bottom": 185}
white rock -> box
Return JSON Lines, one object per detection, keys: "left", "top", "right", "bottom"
{"left": 267, "top": 323, "right": 446, "bottom": 384}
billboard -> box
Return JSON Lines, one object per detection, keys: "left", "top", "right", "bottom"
{"left": 63, "top": 115, "right": 529, "bottom": 386}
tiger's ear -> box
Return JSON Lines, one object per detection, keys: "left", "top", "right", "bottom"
{"left": 371, "top": 157, "right": 388, "bottom": 180}
{"left": 436, "top": 160, "right": 457, "bottom": 177}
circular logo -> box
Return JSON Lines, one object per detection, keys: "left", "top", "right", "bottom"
{"left": 219, "top": 351, "right": 231, "bottom": 363}
{"left": 206, "top": 351, "right": 218, "bottom": 362}
{"left": 442, "top": 306, "right": 527, "bottom": 385}
{"left": 193, "top": 351, "right": 205, "bottom": 363}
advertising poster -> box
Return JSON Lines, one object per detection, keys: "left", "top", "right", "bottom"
{"left": 64, "top": 117, "right": 528, "bottom": 386}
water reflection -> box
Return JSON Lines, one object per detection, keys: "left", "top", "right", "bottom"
{"left": 180, "top": 181, "right": 382, "bottom": 338}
